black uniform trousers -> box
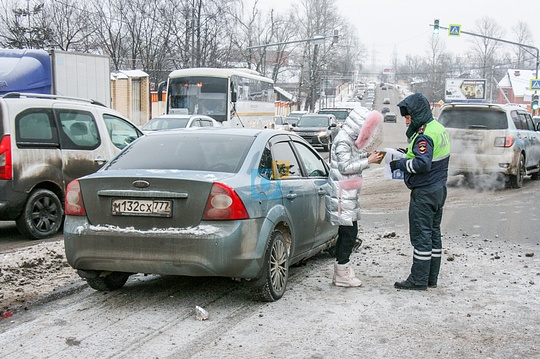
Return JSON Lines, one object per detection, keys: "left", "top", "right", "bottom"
{"left": 407, "top": 186, "right": 447, "bottom": 286}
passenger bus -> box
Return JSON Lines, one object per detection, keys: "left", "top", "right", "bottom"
{"left": 159, "top": 68, "right": 276, "bottom": 128}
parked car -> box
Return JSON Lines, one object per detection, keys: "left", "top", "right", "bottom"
{"left": 285, "top": 111, "right": 307, "bottom": 127}
{"left": 0, "top": 92, "right": 143, "bottom": 239}
{"left": 64, "top": 128, "right": 338, "bottom": 301}
{"left": 292, "top": 114, "right": 339, "bottom": 151}
{"left": 317, "top": 108, "right": 352, "bottom": 126}
{"left": 142, "top": 114, "right": 220, "bottom": 133}
{"left": 438, "top": 103, "right": 540, "bottom": 188}
{"left": 287, "top": 110, "right": 308, "bottom": 118}
{"left": 273, "top": 115, "right": 291, "bottom": 131}
{"left": 383, "top": 112, "right": 397, "bottom": 123}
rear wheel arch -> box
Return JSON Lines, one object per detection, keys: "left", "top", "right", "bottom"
{"left": 250, "top": 228, "right": 291, "bottom": 302}
{"left": 508, "top": 152, "right": 525, "bottom": 188}
{"left": 16, "top": 185, "right": 65, "bottom": 239}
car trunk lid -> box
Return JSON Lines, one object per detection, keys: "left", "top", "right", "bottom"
{"left": 79, "top": 171, "right": 221, "bottom": 229}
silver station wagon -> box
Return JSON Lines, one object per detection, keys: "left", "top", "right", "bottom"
{"left": 64, "top": 128, "right": 338, "bottom": 301}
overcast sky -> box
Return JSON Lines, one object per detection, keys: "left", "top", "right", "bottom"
{"left": 257, "top": 0, "right": 540, "bottom": 70}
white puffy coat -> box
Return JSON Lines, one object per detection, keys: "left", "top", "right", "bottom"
{"left": 325, "top": 108, "right": 371, "bottom": 226}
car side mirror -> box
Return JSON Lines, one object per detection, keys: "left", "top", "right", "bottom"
{"left": 329, "top": 123, "right": 337, "bottom": 128}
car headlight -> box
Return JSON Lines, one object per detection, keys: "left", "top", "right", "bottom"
{"left": 317, "top": 130, "right": 327, "bottom": 137}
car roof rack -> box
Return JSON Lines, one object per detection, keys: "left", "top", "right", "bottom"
{"left": 2, "top": 92, "right": 107, "bottom": 107}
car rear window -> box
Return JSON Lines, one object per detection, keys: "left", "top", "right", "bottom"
{"left": 438, "top": 108, "right": 508, "bottom": 130}
{"left": 297, "top": 116, "right": 329, "bottom": 127}
{"left": 106, "top": 133, "right": 254, "bottom": 172}
{"left": 319, "top": 110, "right": 349, "bottom": 120}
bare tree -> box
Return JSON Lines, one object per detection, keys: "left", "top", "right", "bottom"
{"left": 296, "top": 0, "right": 341, "bottom": 111}
{"left": 423, "top": 34, "right": 451, "bottom": 102}
{"left": 469, "top": 17, "right": 505, "bottom": 79}
{"left": 42, "top": 0, "right": 93, "bottom": 51}
{"left": 511, "top": 21, "right": 535, "bottom": 69}
{"left": 0, "top": 0, "right": 53, "bottom": 49}
{"left": 88, "top": 0, "right": 129, "bottom": 70}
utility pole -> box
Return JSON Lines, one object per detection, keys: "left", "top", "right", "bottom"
{"left": 247, "top": 32, "right": 339, "bottom": 112}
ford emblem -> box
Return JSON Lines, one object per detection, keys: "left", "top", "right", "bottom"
{"left": 132, "top": 180, "right": 150, "bottom": 188}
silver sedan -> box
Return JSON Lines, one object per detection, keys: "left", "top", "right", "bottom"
{"left": 64, "top": 128, "right": 337, "bottom": 301}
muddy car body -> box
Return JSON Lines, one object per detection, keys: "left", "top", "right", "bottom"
{"left": 438, "top": 103, "right": 540, "bottom": 188}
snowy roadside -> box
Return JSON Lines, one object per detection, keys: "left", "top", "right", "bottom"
{"left": 1, "top": 166, "right": 539, "bottom": 343}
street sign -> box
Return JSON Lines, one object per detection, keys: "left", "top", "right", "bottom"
{"left": 530, "top": 79, "right": 540, "bottom": 91}
{"left": 448, "top": 25, "right": 461, "bottom": 37}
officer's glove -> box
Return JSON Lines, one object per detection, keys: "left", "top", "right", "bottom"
{"left": 390, "top": 160, "right": 399, "bottom": 173}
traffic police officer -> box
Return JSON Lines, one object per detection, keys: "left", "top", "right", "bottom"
{"left": 390, "top": 93, "right": 450, "bottom": 290}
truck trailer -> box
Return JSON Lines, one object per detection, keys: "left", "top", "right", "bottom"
{"left": 0, "top": 49, "right": 111, "bottom": 107}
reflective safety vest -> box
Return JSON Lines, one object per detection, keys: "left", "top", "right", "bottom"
{"left": 406, "top": 120, "right": 450, "bottom": 160}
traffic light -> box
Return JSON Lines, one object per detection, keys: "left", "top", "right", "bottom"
{"left": 532, "top": 93, "right": 539, "bottom": 111}
{"left": 433, "top": 19, "right": 440, "bottom": 34}
{"left": 332, "top": 29, "right": 339, "bottom": 44}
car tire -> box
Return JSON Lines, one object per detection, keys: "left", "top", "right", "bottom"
{"left": 508, "top": 153, "right": 525, "bottom": 188}
{"left": 86, "top": 272, "right": 131, "bottom": 291}
{"left": 16, "top": 189, "right": 63, "bottom": 240}
{"left": 251, "top": 230, "right": 289, "bottom": 302}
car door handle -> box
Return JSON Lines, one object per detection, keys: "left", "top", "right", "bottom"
{"left": 286, "top": 192, "right": 297, "bottom": 200}
{"left": 94, "top": 157, "right": 107, "bottom": 166}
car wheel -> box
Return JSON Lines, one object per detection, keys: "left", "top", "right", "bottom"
{"left": 86, "top": 272, "right": 131, "bottom": 291}
{"left": 508, "top": 153, "right": 525, "bottom": 188}
{"left": 16, "top": 189, "right": 63, "bottom": 240}
{"left": 251, "top": 230, "right": 289, "bottom": 302}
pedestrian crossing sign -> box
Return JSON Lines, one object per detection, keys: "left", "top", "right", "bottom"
{"left": 531, "top": 79, "right": 540, "bottom": 91}
{"left": 448, "top": 24, "right": 461, "bottom": 37}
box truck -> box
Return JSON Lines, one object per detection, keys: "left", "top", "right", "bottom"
{"left": 0, "top": 49, "right": 111, "bottom": 107}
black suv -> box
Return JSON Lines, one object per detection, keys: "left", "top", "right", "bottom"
{"left": 292, "top": 114, "right": 339, "bottom": 151}
{"left": 0, "top": 93, "right": 143, "bottom": 239}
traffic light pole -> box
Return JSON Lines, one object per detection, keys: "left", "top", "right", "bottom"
{"left": 431, "top": 22, "right": 540, "bottom": 113}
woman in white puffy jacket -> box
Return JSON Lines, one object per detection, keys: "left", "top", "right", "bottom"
{"left": 326, "top": 107, "right": 384, "bottom": 287}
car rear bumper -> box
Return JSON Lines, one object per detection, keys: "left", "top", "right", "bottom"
{"left": 63, "top": 216, "right": 269, "bottom": 279}
{"left": 448, "top": 152, "right": 518, "bottom": 176}
{"left": 0, "top": 181, "right": 26, "bottom": 220}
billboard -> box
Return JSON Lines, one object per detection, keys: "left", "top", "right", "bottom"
{"left": 445, "top": 78, "right": 486, "bottom": 102}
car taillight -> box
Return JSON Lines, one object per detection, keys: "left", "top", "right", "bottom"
{"left": 0, "top": 135, "right": 13, "bottom": 180}
{"left": 494, "top": 136, "right": 513, "bottom": 148}
{"left": 202, "top": 182, "right": 249, "bottom": 220}
{"left": 65, "top": 180, "right": 86, "bottom": 216}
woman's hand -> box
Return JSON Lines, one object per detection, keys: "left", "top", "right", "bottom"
{"left": 367, "top": 151, "right": 384, "bottom": 164}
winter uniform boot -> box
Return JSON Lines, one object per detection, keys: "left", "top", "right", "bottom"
{"left": 333, "top": 262, "right": 362, "bottom": 287}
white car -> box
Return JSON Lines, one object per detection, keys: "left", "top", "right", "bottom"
{"left": 142, "top": 114, "right": 221, "bottom": 133}
{"left": 438, "top": 103, "right": 540, "bottom": 188}
{"left": 273, "top": 115, "right": 291, "bottom": 131}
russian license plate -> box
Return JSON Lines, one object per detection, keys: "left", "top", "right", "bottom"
{"left": 111, "top": 199, "right": 172, "bottom": 217}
